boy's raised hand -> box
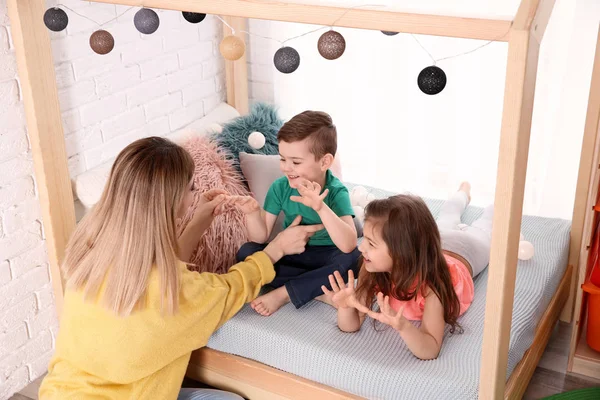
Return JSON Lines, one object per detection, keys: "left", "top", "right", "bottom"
{"left": 290, "top": 179, "right": 329, "bottom": 212}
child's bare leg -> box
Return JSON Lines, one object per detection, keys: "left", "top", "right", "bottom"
{"left": 250, "top": 286, "right": 290, "bottom": 316}
{"left": 315, "top": 294, "right": 336, "bottom": 307}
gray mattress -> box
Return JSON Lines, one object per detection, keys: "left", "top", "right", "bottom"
{"left": 207, "top": 184, "right": 571, "bottom": 399}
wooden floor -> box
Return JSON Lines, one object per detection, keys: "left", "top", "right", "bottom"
{"left": 523, "top": 322, "right": 600, "bottom": 399}
{"left": 10, "top": 323, "right": 600, "bottom": 400}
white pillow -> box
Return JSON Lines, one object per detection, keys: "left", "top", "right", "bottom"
{"left": 239, "top": 152, "right": 343, "bottom": 207}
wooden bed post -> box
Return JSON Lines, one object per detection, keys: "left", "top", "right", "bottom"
{"left": 223, "top": 16, "right": 249, "bottom": 115}
{"left": 478, "top": 1, "right": 554, "bottom": 398}
{"left": 7, "top": 0, "right": 75, "bottom": 317}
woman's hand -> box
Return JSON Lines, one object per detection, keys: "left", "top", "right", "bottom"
{"left": 178, "top": 189, "right": 228, "bottom": 262}
{"left": 263, "top": 216, "right": 324, "bottom": 263}
{"left": 191, "top": 189, "right": 228, "bottom": 223}
{"left": 366, "top": 292, "right": 410, "bottom": 332}
{"left": 290, "top": 179, "right": 329, "bottom": 212}
{"left": 322, "top": 270, "right": 370, "bottom": 312}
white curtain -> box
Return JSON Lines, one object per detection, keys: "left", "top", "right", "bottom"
{"left": 248, "top": 0, "right": 596, "bottom": 219}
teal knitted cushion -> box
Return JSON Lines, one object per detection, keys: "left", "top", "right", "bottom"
{"left": 212, "top": 102, "right": 283, "bottom": 168}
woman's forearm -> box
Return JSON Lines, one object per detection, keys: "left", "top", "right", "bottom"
{"left": 263, "top": 241, "right": 284, "bottom": 264}
{"left": 178, "top": 217, "right": 214, "bottom": 262}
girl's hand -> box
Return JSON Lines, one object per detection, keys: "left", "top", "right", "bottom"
{"left": 367, "top": 292, "right": 410, "bottom": 332}
{"left": 322, "top": 270, "right": 370, "bottom": 312}
{"left": 290, "top": 179, "right": 329, "bottom": 212}
{"left": 218, "top": 195, "right": 260, "bottom": 215}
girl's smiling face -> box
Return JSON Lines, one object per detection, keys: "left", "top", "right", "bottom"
{"left": 359, "top": 219, "right": 393, "bottom": 273}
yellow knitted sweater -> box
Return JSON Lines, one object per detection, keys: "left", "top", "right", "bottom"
{"left": 39, "top": 252, "right": 275, "bottom": 399}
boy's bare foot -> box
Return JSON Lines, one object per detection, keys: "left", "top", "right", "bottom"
{"left": 250, "top": 286, "right": 290, "bottom": 316}
{"left": 459, "top": 181, "right": 471, "bottom": 203}
{"left": 315, "top": 294, "right": 336, "bottom": 308}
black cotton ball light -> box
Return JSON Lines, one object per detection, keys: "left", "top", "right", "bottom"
{"left": 317, "top": 30, "right": 346, "bottom": 60}
{"left": 134, "top": 8, "right": 160, "bottom": 34}
{"left": 274, "top": 46, "right": 300, "bottom": 74}
{"left": 44, "top": 7, "right": 68, "bottom": 32}
{"left": 182, "top": 12, "right": 207, "bottom": 23}
{"left": 417, "top": 65, "right": 447, "bottom": 95}
{"left": 381, "top": 31, "right": 398, "bottom": 36}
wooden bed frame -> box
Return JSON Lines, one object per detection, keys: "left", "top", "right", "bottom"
{"left": 8, "top": 0, "right": 598, "bottom": 398}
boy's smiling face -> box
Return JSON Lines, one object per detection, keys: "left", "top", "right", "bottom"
{"left": 278, "top": 138, "right": 328, "bottom": 189}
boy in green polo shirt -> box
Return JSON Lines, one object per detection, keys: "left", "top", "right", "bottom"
{"left": 231, "top": 111, "right": 360, "bottom": 316}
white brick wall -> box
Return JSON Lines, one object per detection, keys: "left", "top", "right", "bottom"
{"left": 0, "top": 0, "right": 224, "bottom": 397}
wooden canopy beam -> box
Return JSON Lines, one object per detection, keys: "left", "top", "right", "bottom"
{"left": 90, "top": 0, "right": 512, "bottom": 41}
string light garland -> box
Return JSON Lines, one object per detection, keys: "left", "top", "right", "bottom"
{"left": 409, "top": 28, "right": 509, "bottom": 94}
{"left": 43, "top": 3, "right": 137, "bottom": 54}
{"left": 43, "top": 3, "right": 510, "bottom": 93}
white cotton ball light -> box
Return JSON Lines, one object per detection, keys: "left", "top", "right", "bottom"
{"left": 518, "top": 240, "right": 534, "bottom": 261}
{"left": 365, "top": 193, "right": 376, "bottom": 204}
{"left": 209, "top": 123, "right": 223, "bottom": 134}
{"left": 248, "top": 131, "right": 266, "bottom": 149}
{"left": 353, "top": 205, "right": 365, "bottom": 224}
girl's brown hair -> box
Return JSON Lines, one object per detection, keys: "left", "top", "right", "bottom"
{"left": 355, "top": 195, "right": 462, "bottom": 333}
{"left": 61, "top": 136, "right": 194, "bottom": 316}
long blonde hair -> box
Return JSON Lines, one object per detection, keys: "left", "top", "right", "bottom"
{"left": 62, "top": 137, "right": 194, "bottom": 316}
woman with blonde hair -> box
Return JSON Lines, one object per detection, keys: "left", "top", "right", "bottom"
{"left": 39, "top": 137, "right": 323, "bottom": 400}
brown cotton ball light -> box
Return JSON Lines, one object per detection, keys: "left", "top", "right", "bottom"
{"left": 220, "top": 35, "right": 246, "bottom": 61}
{"left": 90, "top": 30, "right": 114, "bottom": 55}
{"left": 318, "top": 30, "right": 346, "bottom": 60}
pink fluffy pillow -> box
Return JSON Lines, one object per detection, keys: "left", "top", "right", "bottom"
{"left": 178, "top": 136, "right": 250, "bottom": 274}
